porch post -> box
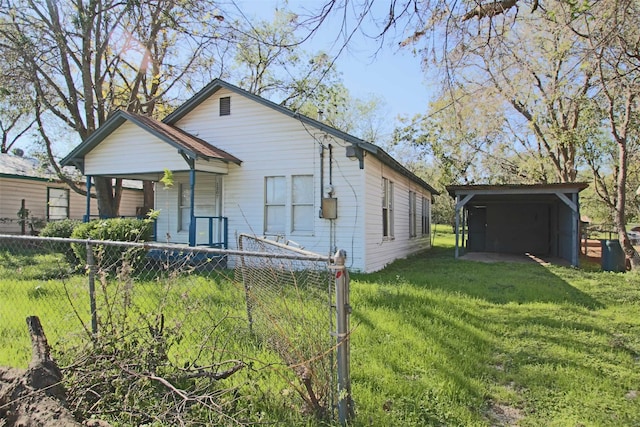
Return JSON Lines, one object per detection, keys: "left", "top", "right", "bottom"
{"left": 84, "top": 175, "right": 92, "bottom": 222}
{"left": 189, "top": 169, "right": 196, "bottom": 246}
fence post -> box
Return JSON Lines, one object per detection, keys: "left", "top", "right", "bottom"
{"left": 333, "top": 249, "right": 353, "bottom": 424}
{"left": 19, "top": 199, "right": 27, "bottom": 235}
{"left": 86, "top": 241, "right": 98, "bottom": 335}
{"left": 237, "top": 236, "right": 254, "bottom": 333}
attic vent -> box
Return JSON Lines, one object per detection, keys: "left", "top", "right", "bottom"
{"left": 220, "top": 96, "right": 231, "bottom": 116}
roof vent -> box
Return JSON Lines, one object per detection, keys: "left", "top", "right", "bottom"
{"left": 220, "top": 96, "right": 231, "bottom": 116}
{"left": 12, "top": 148, "right": 24, "bottom": 157}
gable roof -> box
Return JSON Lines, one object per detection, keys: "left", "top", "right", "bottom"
{"left": 61, "top": 79, "right": 437, "bottom": 195}
{"left": 61, "top": 110, "right": 241, "bottom": 171}
{"left": 164, "top": 79, "right": 439, "bottom": 195}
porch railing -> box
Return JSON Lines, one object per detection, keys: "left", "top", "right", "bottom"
{"left": 82, "top": 215, "right": 227, "bottom": 249}
{"left": 192, "top": 216, "right": 228, "bottom": 248}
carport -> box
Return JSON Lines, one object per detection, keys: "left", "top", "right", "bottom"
{"left": 446, "top": 183, "right": 589, "bottom": 267}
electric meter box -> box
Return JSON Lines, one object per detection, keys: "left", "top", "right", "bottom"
{"left": 321, "top": 198, "right": 338, "bottom": 219}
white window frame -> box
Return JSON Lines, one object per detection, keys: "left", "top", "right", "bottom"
{"left": 409, "top": 191, "right": 417, "bottom": 238}
{"left": 264, "top": 176, "right": 286, "bottom": 235}
{"left": 422, "top": 196, "right": 430, "bottom": 236}
{"left": 47, "top": 187, "right": 69, "bottom": 220}
{"left": 382, "top": 177, "right": 394, "bottom": 239}
{"left": 291, "top": 175, "right": 314, "bottom": 234}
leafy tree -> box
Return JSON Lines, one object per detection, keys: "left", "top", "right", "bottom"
{"left": 393, "top": 86, "right": 522, "bottom": 185}
{"left": 308, "top": 0, "right": 640, "bottom": 267}
{"left": 230, "top": 11, "right": 390, "bottom": 142}
{"left": 0, "top": 1, "right": 389, "bottom": 218}
{"left": 571, "top": 0, "right": 640, "bottom": 267}
{"left": 232, "top": 10, "right": 328, "bottom": 102}
{"left": 0, "top": 0, "right": 231, "bottom": 216}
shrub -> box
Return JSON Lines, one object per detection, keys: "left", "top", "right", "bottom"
{"left": 39, "top": 219, "right": 82, "bottom": 265}
{"left": 70, "top": 218, "right": 153, "bottom": 271}
{"left": 70, "top": 217, "right": 153, "bottom": 242}
{"left": 39, "top": 219, "right": 81, "bottom": 238}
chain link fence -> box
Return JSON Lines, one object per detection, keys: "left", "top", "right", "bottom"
{"left": 0, "top": 233, "right": 352, "bottom": 425}
{"left": 236, "top": 234, "right": 346, "bottom": 419}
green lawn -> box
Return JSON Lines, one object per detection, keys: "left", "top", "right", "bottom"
{"left": 348, "top": 226, "right": 640, "bottom": 426}
{"left": 1, "top": 229, "right": 639, "bottom": 426}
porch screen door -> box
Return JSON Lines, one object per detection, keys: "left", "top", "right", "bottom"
{"left": 194, "top": 175, "right": 223, "bottom": 245}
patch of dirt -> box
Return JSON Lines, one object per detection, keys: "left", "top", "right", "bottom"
{"left": 486, "top": 401, "right": 524, "bottom": 426}
{"left": 459, "top": 252, "right": 569, "bottom": 266}
{"left": 581, "top": 239, "right": 602, "bottom": 265}
{"left": 0, "top": 358, "right": 80, "bottom": 427}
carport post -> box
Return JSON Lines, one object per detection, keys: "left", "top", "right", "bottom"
{"left": 454, "top": 194, "right": 474, "bottom": 259}
{"left": 572, "top": 192, "right": 579, "bottom": 267}
{"left": 554, "top": 191, "right": 580, "bottom": 267}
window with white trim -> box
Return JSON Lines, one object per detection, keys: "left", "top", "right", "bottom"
{"left": 178, "top": 184, "right": 191, "bottom": 232}
{"left": 382, "top": 177, "right": 394, "bottom": 238}
{"left": 292, "top": 175, "right": 314, "bottom": 233}
{"left": 265, "top": 176, "right": 286, "bottom": 234}
{"left": 421, "top": 196, "right": 430, "bottom": 236}
{"left": 47, "top": 187, "right": 69, "bottom": 220}
{"left": 409, "top": 191, "right": 417, "bottom": 238}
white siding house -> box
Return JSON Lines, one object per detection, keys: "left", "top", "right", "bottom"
{"left": 61, "top": 80, "right": 437, "bottom": 272}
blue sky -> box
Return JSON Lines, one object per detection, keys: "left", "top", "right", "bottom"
{"left": 234, "top": 0, "right": 436, "bottom": 120}
{"left": 12, "top": 1, "right": 435, "bottom": 155}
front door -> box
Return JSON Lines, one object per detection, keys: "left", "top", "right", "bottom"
{"left": 194, "top": 174, "right": 223, "bottom": 245}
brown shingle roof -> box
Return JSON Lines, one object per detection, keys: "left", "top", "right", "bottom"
{"left": 126, "top": 112, "right": 241, "bottom": 164}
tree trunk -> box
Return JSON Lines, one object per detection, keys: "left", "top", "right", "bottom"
{"left": 0, "top": 316, "right": 99, "bottom": 426}
{"left": 93, "top": 177, "right": 118, "bottom": 218}
{"left": 143, "top": 180, "right": 155, "bottom": 214}
{"left": 613, "top": 137, "right": 640, "bottom": 270}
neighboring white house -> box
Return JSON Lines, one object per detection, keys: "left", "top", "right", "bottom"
{"left": 61, "top": 79, "right": 438, "bottom": 272}
{"left": 0, "top": 152, "right": 143, "bottom": 235}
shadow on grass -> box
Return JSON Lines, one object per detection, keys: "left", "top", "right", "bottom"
{"left": 347, "top": 240, "right": 640, "bottom": 425}
{"left": 352, "top": 246, "right": 604, "bottom": 309}
{"left": 349, "top": 272, "right": 617, "bottom": 425}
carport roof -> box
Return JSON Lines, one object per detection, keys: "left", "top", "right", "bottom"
{"left": 446, "top": 183, "right": 589, "bottom": 199}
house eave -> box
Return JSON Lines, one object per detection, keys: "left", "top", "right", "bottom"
{"left": 60, "top": 110, "right": 242, "bottom": 171}
{"left": 164, "top": 79, "right": 437, "bottom": 195}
